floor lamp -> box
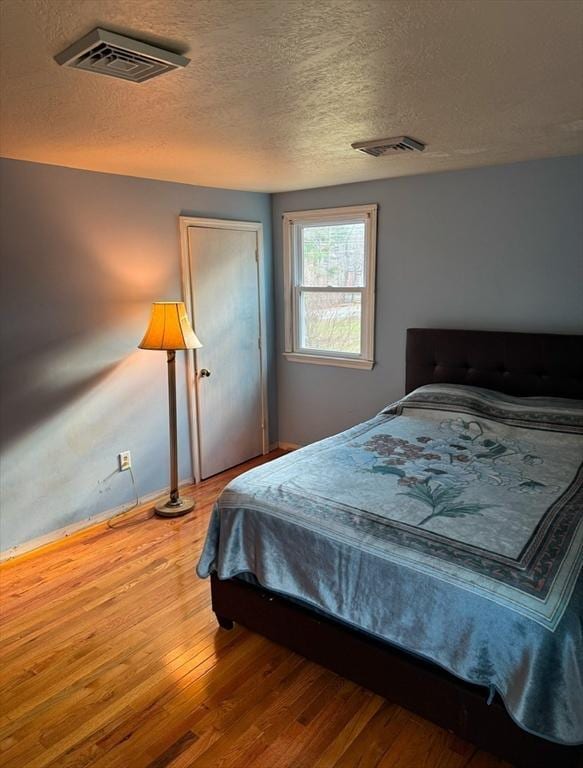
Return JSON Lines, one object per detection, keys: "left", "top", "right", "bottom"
{"left": 139, "top": 301, "right": 202, "bottom": 517}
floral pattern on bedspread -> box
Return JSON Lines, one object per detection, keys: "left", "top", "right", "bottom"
{"left": 362, "top": 416, "right": 560, "bottom": 528}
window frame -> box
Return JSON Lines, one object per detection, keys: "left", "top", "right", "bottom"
{"left": 283, "top": 204, "right": 377, "bottom": 370}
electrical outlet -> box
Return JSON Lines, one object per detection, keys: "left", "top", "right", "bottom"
{"left": 118, "top": 451, "right": 132, "bottom": 471}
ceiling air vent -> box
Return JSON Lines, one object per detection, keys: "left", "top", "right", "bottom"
{"left": 351, "top": 136, "right": 426, "bottom": 157}
{"left": 54, "top": 28, "right": 190, "bottom": 84}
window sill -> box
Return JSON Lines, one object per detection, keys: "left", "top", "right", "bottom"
{"left": 283, "top": 352, "right": 374, "bottom": 370}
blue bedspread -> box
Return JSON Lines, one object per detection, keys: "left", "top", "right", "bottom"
{"left": 197, "top": 384, "right": 583, "bottom": 745}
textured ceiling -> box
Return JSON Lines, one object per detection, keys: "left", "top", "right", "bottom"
{"left": 1, "top": 0, "right": 582, "bottom": 192}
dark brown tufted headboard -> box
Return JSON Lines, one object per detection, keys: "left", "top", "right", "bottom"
{"left": 406, "top": 329, "right": 583, "bottom": 399}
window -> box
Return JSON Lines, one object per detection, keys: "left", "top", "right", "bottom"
{"left": 283, "top": 204, "right": 377, "bottom": 369}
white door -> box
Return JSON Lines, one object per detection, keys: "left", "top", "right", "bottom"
{"left": 187, "top": 224, "right": 264, "bottom": 479}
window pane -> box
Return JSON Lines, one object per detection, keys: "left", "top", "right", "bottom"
{"left": 302, "top": 222, "right": 365, "bottom": 287}
{"left": 301, "top": 292, "right": 361, "bottom": 354}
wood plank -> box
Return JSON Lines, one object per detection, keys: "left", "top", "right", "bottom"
{"left": 0, "top": 450, "right": 509, "bottom": 768}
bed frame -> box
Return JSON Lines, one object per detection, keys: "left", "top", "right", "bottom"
{"left": 211, "top": 329, "right": 583, "bottom": 768}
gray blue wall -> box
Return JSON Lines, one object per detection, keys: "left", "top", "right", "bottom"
{"left": 2, "top": 154, "right": 582, "bottom": 551}
{"left": 0, "top": 158, "right": 274, "bottom": 551}
{"left": 272, "top": 156, "right": 583, "bottom": 446}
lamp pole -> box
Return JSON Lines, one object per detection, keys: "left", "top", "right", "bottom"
{"left": 166, "top": 350, "right": 179, "bottom": 506}
{"left": 155, "top": 348, "right": 194, "bottom": 517}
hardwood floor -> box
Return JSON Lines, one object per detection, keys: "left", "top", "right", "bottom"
{"left": 0, "top": 451, "right": 511, "bottom": 768}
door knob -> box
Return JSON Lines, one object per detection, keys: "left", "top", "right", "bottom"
{"left": 199, "top": 368, "right": 211, "bottom": 378}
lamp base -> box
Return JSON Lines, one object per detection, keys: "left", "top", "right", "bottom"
{"left": 154, "top": 497, "right": 195, "bottom": 518}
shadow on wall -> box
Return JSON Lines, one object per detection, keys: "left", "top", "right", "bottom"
{"left": 0, "top": 169, "right": 185, "bottom": 550}
{"left": 0, "top": 172, "right": 165, "bottom": 447}
{"left": 1, "top": 356, "right": 122, "bottom": 450}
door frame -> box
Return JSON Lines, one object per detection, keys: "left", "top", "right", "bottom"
{"left": 179, "top": 215, "right": 269, "bottom": 483}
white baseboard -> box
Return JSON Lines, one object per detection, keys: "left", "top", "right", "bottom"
{"left": 269, "top": 441, "right": 301, "bottom": 451}
{"left": 2, "top": 445, "right": 303, "bottom": 563}
{"left": 0, "top": 478, "right": 194, "bottom": 563}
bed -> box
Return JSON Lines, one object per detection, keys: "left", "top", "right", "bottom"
{"left": 197, "top": 329, "right": 583, "bottom": 768}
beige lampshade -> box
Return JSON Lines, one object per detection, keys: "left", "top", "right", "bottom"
{"left": 139, "top": 302, "right": 202, "bottom": 350}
